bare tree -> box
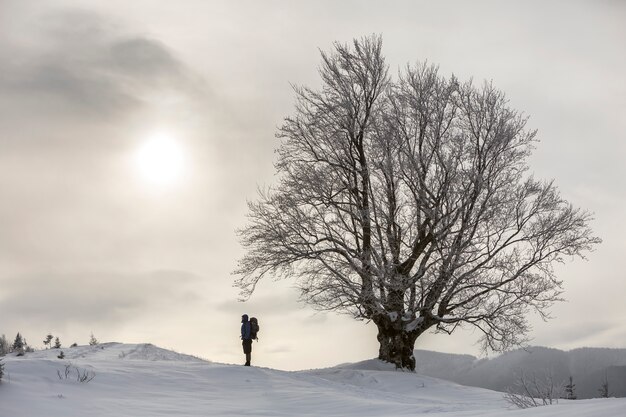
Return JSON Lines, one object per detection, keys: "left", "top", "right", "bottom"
{"left": 234, "top": 35, "right": 600, "bottom": 370}
{"left": 504, "top": 370, "right": 561, "bottom": 408}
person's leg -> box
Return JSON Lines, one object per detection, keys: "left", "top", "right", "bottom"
{"left": 243, "top": 339, "right": 252, "bottom": 366}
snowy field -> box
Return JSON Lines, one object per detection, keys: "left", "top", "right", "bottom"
{"left": 0, "top": 343, "right": 623, "bottom": 417}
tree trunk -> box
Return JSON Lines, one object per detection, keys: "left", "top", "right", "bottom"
{"left": 376, "top": 320, "right": 421, "bottom": 371}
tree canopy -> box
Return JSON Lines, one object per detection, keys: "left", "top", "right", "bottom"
{"left": 234, "top": 35, "right": 600, "bottom": 370}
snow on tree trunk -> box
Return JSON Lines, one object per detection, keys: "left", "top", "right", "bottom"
{"left": 375, "top": 312, "right": 428, "bottom": 371}
{"left": 377, "top": 326, "right": 417, "bottom": 371}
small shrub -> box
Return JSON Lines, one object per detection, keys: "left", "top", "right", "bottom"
{"left": 0, "top": 358, "right": 5, "bottom": 381}
{"left": 76, "top": 367, "right": 95, "bottom": 383}
{"left": 57, "top": 363, "right": 95, "bottom": 383}
{"left": 57, "top": 351, "right": 65, "bottom": 359}
{"left": 70, "top": 343, "right": 78, "bottom": 348}
{"left": 57, "top": 364, "right": 71, "bottom": 380}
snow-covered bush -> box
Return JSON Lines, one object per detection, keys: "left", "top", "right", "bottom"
{"left": 0, "top": 357, "right": 4, "bottom": 381}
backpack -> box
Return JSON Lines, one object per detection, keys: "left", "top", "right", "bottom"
{"left": 249, "top": 317, "right": 259, "bottom": 340}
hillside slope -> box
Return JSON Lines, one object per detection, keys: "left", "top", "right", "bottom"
{"left": 0, "top": 343, "right": 624, "bottom": 416}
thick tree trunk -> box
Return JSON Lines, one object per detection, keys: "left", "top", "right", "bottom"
{"left": 376, "top": 319, "right": 422, "bottom": 371}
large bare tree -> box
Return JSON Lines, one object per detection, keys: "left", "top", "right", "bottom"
{"left": 234, "top": 36, "right": 600, "bottom": 370}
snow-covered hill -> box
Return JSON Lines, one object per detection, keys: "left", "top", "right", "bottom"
{"left": 1, "top": 343, "right": 624, "bottom": 416}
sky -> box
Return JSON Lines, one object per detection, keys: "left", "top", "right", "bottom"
{"left": 0, "top": 0, "right": 624, "bottom": 371}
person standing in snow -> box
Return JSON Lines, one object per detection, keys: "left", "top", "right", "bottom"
{"left": 241, "top": 314, "right": 252, "bottom": 366}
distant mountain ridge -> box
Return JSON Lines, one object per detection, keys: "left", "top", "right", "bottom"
{"left": 415, "top": 347, "right": 626, "bottom": 399}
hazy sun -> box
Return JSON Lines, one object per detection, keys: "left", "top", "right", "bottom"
{"left": 134, "top": 133, "right": 185, "bottom": 187}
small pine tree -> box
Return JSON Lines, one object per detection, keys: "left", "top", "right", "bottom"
{"left": 12, "top": 333, "right": 24, "bottom": 352}
{"left": 12, "top": 333, "right": 26, "bottom": 355}
{"left": 564, "top": 376, "right": 577, "bottom": 400}
{"left": 54, "top": 337, "right": 61, "bottom": 349}
{"left": 599, "top": 372, "right": 611, "bottom": 398}
{"left": 44, "top": 334, "right": 53, "bottom": 349}
{"left": 89, "top": 333, "right": 98, "bottom": 346}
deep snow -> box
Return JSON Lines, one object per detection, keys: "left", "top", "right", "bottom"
{"left": 0, "top": 343, "right": 623, "bottom": 416}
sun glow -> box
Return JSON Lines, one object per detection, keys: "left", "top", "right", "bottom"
{"left": 134, "top": 133, "right": 186, "bottom": 187}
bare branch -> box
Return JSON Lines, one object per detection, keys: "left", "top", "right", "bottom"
{"left": 233, "top": 35, "right": 601, "bottom": 369}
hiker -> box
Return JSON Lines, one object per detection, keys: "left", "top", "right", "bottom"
{"left": 241, "top": 314, "right": 252, "bottom": 366}
{"left": 241, "top": 314, "right": 260, "bottom": 366}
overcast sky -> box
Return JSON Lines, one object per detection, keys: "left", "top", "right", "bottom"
{"left": 1, "top": 0, "right": 624, "bottom": 370}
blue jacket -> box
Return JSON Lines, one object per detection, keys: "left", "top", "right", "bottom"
{"left": 241, "top": 315, "right": 251, "bottom": 340}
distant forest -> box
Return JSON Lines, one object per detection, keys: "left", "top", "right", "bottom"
{"left": 415, "top": 347, "right": 626, "bottom": 399}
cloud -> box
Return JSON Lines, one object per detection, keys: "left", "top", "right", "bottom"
{"left": 533, "top": 317, "right": 626, "bottom": 350}
{"left": 0, "top": 9, "right": 202, "bottom": 123}
{"left": 0, "top": 8, "right": 216, "bottom": 282}
{"left": 0, "top": 269, "right": 204, "bottom": 331}
{"left": 217, "top": 292, "right": 307, "bottom": 317}
{"left": 110, "top": 38, "right": 182, "bottom": 79}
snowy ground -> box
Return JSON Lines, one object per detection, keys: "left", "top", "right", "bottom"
{"left": 0, "top": 343, "right": 623, "bottom": 416}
